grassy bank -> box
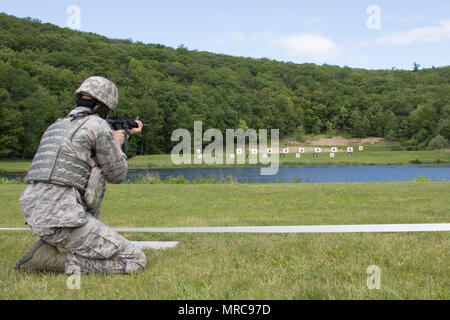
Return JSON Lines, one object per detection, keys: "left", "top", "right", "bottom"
{"left": 0, "top": 182, "right": 449, "bottom": 299}
{"left": 128, "top": 150, "right": 450, "bottom": 170}
{"left": 1, "top": 150, "right": 449, "bottom": 173}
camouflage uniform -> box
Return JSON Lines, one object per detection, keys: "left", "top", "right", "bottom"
{"left": 20, "top": 106, "right": 146, "bottom": 274}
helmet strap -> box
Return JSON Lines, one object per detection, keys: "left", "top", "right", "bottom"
{"left": 76, "top": 95, "right": 110, "bottom": 119}
{"left": 93, "top": 104, "right": 110, "bottom": 119}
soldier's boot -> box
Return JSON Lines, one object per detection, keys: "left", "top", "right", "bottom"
{"left": 14, "top": 240, "right": 67, "bottom": 273}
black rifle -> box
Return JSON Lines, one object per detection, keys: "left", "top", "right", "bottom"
{"left": 106, "top": 115, "right": 149, "bottom": 153}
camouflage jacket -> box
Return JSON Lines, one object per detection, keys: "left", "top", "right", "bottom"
{"left": 20, "top": 107, "right": 127, "bottom": 234}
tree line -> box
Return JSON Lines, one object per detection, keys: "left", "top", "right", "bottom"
{"left": 0, "top": 13, "right": 449, "bottom": 159}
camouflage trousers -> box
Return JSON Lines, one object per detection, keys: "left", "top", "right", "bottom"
{"left": 40, "top": 216, "right": 146, "bottom": 274}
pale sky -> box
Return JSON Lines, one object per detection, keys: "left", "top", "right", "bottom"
{"left": 1, "top": 0, "right": 450, "bottom": 70}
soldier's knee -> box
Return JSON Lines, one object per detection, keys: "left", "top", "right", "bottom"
{"left": 126, "top": 250, "right": 146, "bottom": 273}
{"left": 136, "top": 249, "right": 147, "bottom": 269}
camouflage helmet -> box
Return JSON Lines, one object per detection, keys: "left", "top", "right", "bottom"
{"left": 75, "top": 76, "right": 119, "bottom": 110}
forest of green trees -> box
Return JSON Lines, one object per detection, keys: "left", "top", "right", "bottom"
{"left": 0, "top": 13, "right": 449, "bottom": 158}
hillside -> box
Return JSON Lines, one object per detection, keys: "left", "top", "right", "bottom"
{"left": 0, "top": 13, "right": 449, "bottom": 158}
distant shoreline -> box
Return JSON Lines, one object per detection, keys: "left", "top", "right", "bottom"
{"left": 1, "top": 150, "right": 449, "bottom": 173}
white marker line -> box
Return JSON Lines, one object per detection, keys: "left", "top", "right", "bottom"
{"left": 130, "top": 241, "right": 179, "bottom": 250}
{"left": 2, "top": 223, "right": 449, "bottom": 234}
{"left": 113, "top": 223, "right": 450, "bottom": 233}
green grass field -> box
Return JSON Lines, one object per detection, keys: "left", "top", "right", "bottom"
{"left": 0, "top": 182, "right": 449, "bottom": 299}
{"left": 127, "top": 150, "right": 450, "bottom": 170}
{"left": 1, "top": 150, "right": 449, "bottom": 172}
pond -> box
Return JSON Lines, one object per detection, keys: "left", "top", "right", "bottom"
{"left": 124, "top": 164, "right": 450, "bottom": 183}
{"left": 3, "top": 164, "right": 448, "bottom": 183}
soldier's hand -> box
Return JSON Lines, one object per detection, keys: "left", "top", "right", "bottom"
{"left": 130, "top": 120, "right": 144, "bottom": 135}
{"left": 112, "top": 129, "right": 125, "bottom": 147}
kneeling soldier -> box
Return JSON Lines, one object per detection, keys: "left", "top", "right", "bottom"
{"left": 15, "top": 76, "right": 146, "bottom": 274}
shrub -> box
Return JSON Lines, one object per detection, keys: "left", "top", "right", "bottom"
{"left": 389, "top": 144, "right": 404, "bottom": 151}
{"left": 412, "top": 176, "right": 432, "bottom": 182}
{"left": 130, "top": 173, "right": 238, "bottom": 184}
{"left": 0, "top": 177, "right": 25, "bottom": 184}
{"left": 427, "top": 135, "right": 449, "bottom": 150}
